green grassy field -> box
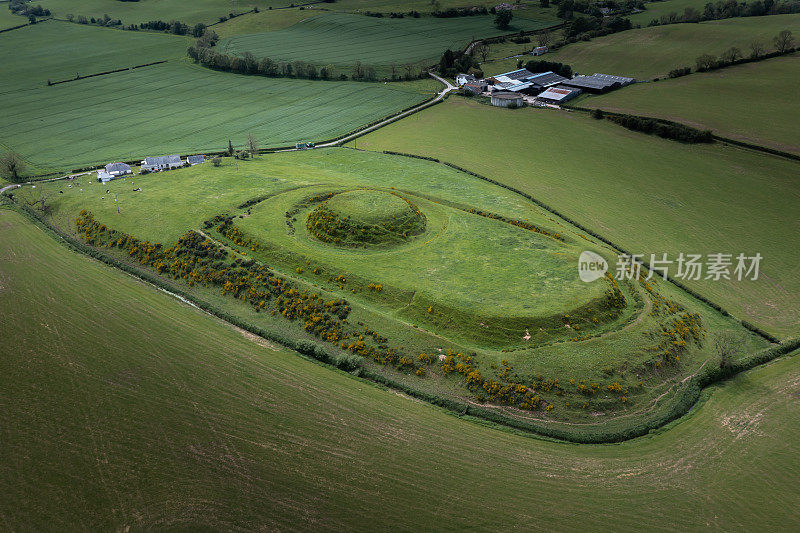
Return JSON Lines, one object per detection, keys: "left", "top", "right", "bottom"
{"left": 37, "top": 0, "right": 288, "bottom": 25}
{"left": 0, "top": 21, "right": 433, "bottom": 173}
{"left": 585, "top": 53, "right": 800, "bottom": 155}
{"left": 545, "top": 14, "right": 800, "bottom": 79}
{"left": 216, "top": 12, "right": 557, "bottom": 73}
{"left": 212, "top": 7, "right": 319, "bottom": 38}
{"left": 13, "top": 147, "right": 767, "bottom": 437}
{"left": 0, "top": 20, "right": 189, "bottom": 93}
{"left": 2, "top": 206, "right": 800, "bottom": 529}
{"left": 0, "top": 6, "right": 26, "bottom": 29}
{"left": 354, "top": 97, "right": 800, "bottom": 339}
{"left": 628, "top": 0, "right": 710, "bottom": 25}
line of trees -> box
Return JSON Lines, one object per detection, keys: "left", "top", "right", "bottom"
{"left": 646, "top": 0, "right": 800, "bottom": 27}
{"left": 606, "top": 114, "right": 714, "bottom": 143}
{"left": 664, "top": 30, "right": 795, "bottom": 78}
{"left": 187, "top": 29, "right": 423, "bottom": 81}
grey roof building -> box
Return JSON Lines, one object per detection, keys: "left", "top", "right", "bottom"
{"left": 141, "top": 155, "right": 183, "bottom": 171}
{"left": 104, "top": 162, "right": 132, "bottom": 176}
{"left": 186, "top": 155, "right": 205, "bottom": 165}
{"left": 561, "top": 73, "right": 635, "bottom": 93}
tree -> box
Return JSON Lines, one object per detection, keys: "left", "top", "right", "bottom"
{"left": 247, "top": 133, "right": 259, "bottom": 155}
{"left": 774, "top": 29, "right": 794, "bottom": 53}
{"left": 695, "top": 53, "right": 717, "bottom": 71}
{"left": 749, "top": 40, "right": 765, "bottom": 58}
{"left": 474, "top": 42, "right": 489, "bottom": 62}
{"left": 0, "top": 151, "right": 26, "bottom": 183}
{"left": 494, "top": 8, "right": 513, "bottom": 30}
{"left": 714, "top": 331, "right": 744, "bottom": 370}
{"left": 227, "top": 139, "right": 235, "bottom": 156}
{"left": 720, "top": 46, "right": 742, "bottom": 63}
{"left": 540, "top": 0, "right": 550, "bottom": 7}
{"left": 537, "top": 30, "right": 551, "bottom": 47}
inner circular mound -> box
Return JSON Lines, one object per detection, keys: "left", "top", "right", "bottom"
{"left": 306, "top": 189, "right": 427, "bottom": 247}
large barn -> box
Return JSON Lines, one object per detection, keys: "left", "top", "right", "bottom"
{"left": 561, "top": 73, "right": 635, "bottom": 94}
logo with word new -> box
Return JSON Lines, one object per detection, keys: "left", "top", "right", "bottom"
{"left": 578, "top": 251, "right": 608, "bottom": 282}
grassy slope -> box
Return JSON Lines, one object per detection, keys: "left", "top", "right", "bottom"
{"left": 2, "top": 206, "right": 800, "bottom": 529}
{"left": 0, "top": 7, "right": 26, "bottom": 29}
{"left": 586, "top": 53, "right": 800, "bottom": 155}
{"left": 37, "top": 0, "right": 288, "bottom": 25}
{"left": 212, "top": 7, "right": 319, "bottom": 38}
{"left": 0, "top": 22, "right": 432, "bottom": 172}
{"left": 0, "top": 20, "right": 189, "bottom": 92}
{"left": 216, "top": 12, "right": 556, "bottom": 69}
{"left": 628, "top": 0, "right": 710, "bottom": 25}
{"left": 547, "top": 15, "right": 800, "bottom": 79}
{"left": 353, "top": 98, "right": 800, "bottom": 338}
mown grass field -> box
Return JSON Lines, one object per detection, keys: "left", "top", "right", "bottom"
{"left": 0, "top": 6, "right": 26, "bottom": 29}
{"left": 545, "top": 14, "right": 800, "bottom": 79}
{"left": 216, "top": 12, "right": 557, "bottom": 72}
{"left": 0, "top": 21, "right": 433, "bottom": 173}
{"left": 0, "top": 20, "right": 189, "bottom": 92}
{"left": 2, "top": 206, "right": 800, "bottom": 530}
{"left": 354, "top": 97, "right": 800, "bottom": 339}
{"left": 37, "top": 0, "right": 288, "bottom": 25}
{"left": 586, "top": 53, "right": 800, "bottom": 155}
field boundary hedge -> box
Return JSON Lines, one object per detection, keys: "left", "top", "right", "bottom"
{"left": 568, "top": 105, "right": 800, "bottom": 162}
{"left": 47, "top": 60, "right": 169, "bottom": 86}
{"left": 6, "top": 165, "right": 797, "bottom": 443}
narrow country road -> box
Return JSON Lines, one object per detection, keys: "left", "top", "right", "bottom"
{"left": 317, "top": 72, "right": 456, "bottom": 148}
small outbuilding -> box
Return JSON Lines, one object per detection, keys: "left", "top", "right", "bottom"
{"left": 531, "top": 46, "right": 548, "bottom": 56}
{"left": 96, "top": 170, "right": 114, "bottom": 183}
{"left": 105, "top": 162, "right": 132, "bottom": 177}
{"left": 490, "top": 92, "right": 523, "bottom": 107}
{"left": 536, "top": 85, "right": 582, "bottom": 105}
{"left": 461, "top": 81, "right": 488, "bottom": 95}
{"left": 141, "top": 154, "right": 183, "bottom": 172}
{"left": 186, "top": 155, "right": 205, "bottom": 166}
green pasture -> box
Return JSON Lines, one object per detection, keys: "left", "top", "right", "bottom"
{"left": 215, "top": 12, "right": 556, "bottom": 72}
{"left": 239, "top": 184, "right": 605, "bottom": 319}
{"left": 0, "top": 6, "right": 26, "bottom": 29}
{"left": 0, "top": 20, "right": 189, "bottom": 93}
{"left": 354, "top": 97, "right": 800, "bottom": 339}
{"left": 0, "top": 22, "right": 433, "bottom": 173}
{"left": 628, "top": 0, "right": 710, "bottom": 25}
{"left": 15, "top": 147, "right": 765, "bottom": 429}
{"left": 546, "top": 14, "right": 800, "bottom": 79}
{"left": 586, "top": 53, "right": 800, "bottom": 155}
{"left": 36, "top": 0, "right": 288, "bottom": 25}
{"left": 213, "top": 7, "right": 319, "bottom": 38}
{"left": 2, "top": 207, "right": 800, "bottom": 530}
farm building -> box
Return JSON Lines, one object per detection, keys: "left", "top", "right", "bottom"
{"left": 186, "top": 155, "right": 205, "bottom": 166}
{"left": 96, "top": 170, "right": 114, "bottom": 183}
{"left": 461, "top": 81, "right": 488, "bottom": 95}
{"left": 490, "top": 92, "right": 523, "bottom": 107}
{"left": 141, "top": 154, "right": 183, "bottom": 172}
{"left": 488, "top": 69, "right": 567, "bottom": 95}
{"left": 562, "top": 73, "right": 635, "bottom": 94}
{"left": 104, "top": 162, "right": 132, "bottom": 177}
{"left": 536, "top": 86, "right": 582, "bottom": 104}
{"left": 456, "top": 73, "right": 478, "bottom": 86}
{"left": 531, "top": 46, "right": 548, "bottom": 56}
